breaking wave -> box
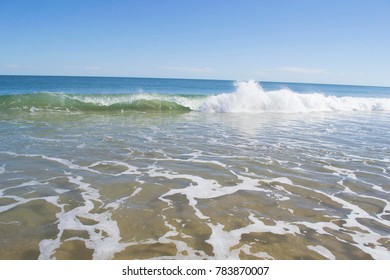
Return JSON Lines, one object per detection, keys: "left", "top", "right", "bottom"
{"left": 1, "top": 81, "right": 389, "bottom": 113}
{"left": 199, "top": 81, "right": 390, "bottom": 113}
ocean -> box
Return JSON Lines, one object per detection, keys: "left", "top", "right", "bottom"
{"left": 0, "top": 75, "right": 389, "bottom": 260}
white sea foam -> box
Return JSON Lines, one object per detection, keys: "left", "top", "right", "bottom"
{"left": 27, "top": 136, "right": 77, "bottom": 143}
{"left": 88, "top": 160, "right": 140, "bottom": 176}
{"left": 324, "top": 165, "right": 358, "bottom": 179}
{"left": 277, "top": 177, "right": 390, "bottom": 259}
{"left": 2, "top": 152, "right": 128, "bottom": 259}
{"left": 0, "top": 180, "right": 53, "bottom": 213}
{"left": 197, "top": 81, "right": 390, "bottom": 113}
{"left": 307, "top": 245, "right": 336, "bottom": 260}
{"left": 146, "top": 162, "right": 390, "bottom": 259}
{"left": 39, "top": 175, "right": 125, "bottom": 260}
{"left": 4, "top": 152, "right": 140, "bottom": 177}
{"left": 149, "top": 166, "right": 271, "bottom": 220}
{"left": 206, "top": 213, "right": 301, "bottom": 259}
{"left": 70, "top": 93, "right": 204, "bottom": 110}
{"left": 65, "top": 80, "right": 390, "bottom": 113}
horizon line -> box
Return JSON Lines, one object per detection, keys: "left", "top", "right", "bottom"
{"left": 1, "top": 74, "right": 389, "bottom": 89}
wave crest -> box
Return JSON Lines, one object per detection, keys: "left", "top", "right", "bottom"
{"left": 0, "top": 93, "right": 193, "bottom": 112}
{"left": 1, "top": 81, "right": 390, "bottom": 113}
{"left": 198, "top": 81, "right": 390, "bottom": 113}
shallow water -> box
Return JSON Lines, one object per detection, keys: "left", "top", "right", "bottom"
{"left": 1, "top": 109, "right": 389, "bottom": 259}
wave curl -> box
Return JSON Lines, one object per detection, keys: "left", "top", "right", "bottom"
{"left": 1, "top": 81, "right": 390, "bottom": 113}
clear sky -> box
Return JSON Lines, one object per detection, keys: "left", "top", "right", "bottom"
{"left": 1, "top": 0, "right": 389, "bottom": 86}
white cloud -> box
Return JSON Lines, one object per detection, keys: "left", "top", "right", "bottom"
{"left": 278, "top": 66, "right": 327, "bottom": 74}
{"left": 160, "top": 66, "right": 213, "bottom": 73}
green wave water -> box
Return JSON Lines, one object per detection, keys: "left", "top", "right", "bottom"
{"left": 2, "top": 81, "right": 390, "bottom": 114}
{"left": 1, "top": 76, "right": 390, "bottom": 260}
{"left": 0, "top": 92, "right": 194, "bottom": 112}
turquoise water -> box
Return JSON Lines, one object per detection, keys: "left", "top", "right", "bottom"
{"left": 1, "top": 76, "right": 390, "bottom": 259}
{"left": 0, "top": 76, "right": 233, "bottom": 96}
{"left": 2, "top": 75, "right": 390, "bottom": 97}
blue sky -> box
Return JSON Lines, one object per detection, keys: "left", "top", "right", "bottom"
{"left": 1, "top": 0, "right": 389, "bottom": 86}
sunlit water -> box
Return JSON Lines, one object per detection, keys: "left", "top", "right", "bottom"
{"left": 1, "top": 76, "right": 389, "bottom": 259}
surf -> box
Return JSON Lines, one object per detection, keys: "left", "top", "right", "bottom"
{"left": 0, "top": 92, "right": 194, "bottom": 112}
{"left": 1, "top": 81, "right": 390, "bottom": 113}
{"left": 199, "top": 81, "right": 390, "bottom": 113}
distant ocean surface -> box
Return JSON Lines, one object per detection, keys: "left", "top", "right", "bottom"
{"left": 1, "top": 75, "right": 389, "bottom": 260}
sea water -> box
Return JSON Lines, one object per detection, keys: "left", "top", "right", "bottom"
{"left": 0, "top": 76, "right": 389, "bottom": 259}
